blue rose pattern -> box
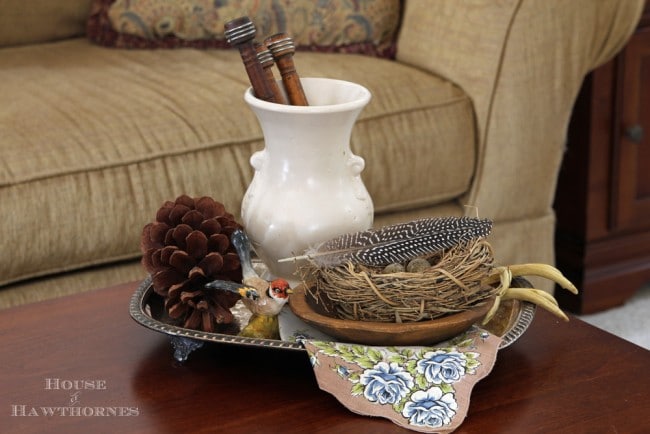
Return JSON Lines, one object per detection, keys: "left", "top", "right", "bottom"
{"left": 416, "top": 350, "right": 467, "bottom": 384}
{"left": 309, "top": 330, "right": 484, "bottom": 429}
{"left": 401, "top": 387, "right": 458, "bottom": 427}
{"left": 359, "top": 362, "right": 414, "bottom": 405}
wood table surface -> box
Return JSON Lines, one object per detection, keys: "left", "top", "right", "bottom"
{"left": 1, "top": 281, "right": 649, "bottom": 434}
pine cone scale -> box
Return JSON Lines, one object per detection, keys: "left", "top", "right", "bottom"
{"left": 160, "top": 245, "right": 179, "bottom": 264}
{"left": 202, "top": 311, "right": 213, "bottom": 332}
{"left": 181, "top": 209, "right": 204, "bottom": 228}
{"left": 155, "top": 202, "right": 174, "bottom": 224}
{"left": 188, "top": 266, "right": 207, "bottom": 280}
{"left": 183, "top": 308, "right": 202, "bottom": 330}
{"left": 149, "top": 221, "right": 170, "bottom": 245}
{"left": 199, "top": 218, "right": 222, "bottom": 236}
{"left": 185, "top": 230, "right": 208, "bottom": 259}
{"left": 180, "top": 289, "right": 204, "bottom": 303}
{"left": 169, "top": 204, "right": 191, "bottom": 225}
{"left": 211, "top": 300, "right": 235, "bottom": 324}
{"left": 174, "top": 194, "right": 195, "bottom": 208}
{"left": 196, "top": 196, "right": 225, "bottom": 218}
{"left": 167, "top": 299, "right": 188, "bottom": 319}
{"left": 209, "top": 233, "right": 229, "bottom": 254}
{"left": 222, "top": 252, "right": 241, "bottom": 271}
{"left": 198, "top": 252, "right": 224, "bottom": 276}
{"left": 169, "top": 249, "right": 195, "bottom": 274}
{"left": 152, "top": 269, "right": 185, "bottom": 294}
{"left": 172, "top": 224, "right": 193, "bottom": 248}
{"left": 167, "top": 281, "right": 189, "bottom": 300}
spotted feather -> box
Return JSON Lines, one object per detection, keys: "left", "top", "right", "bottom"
{"left": 290, "top": 216, "right": 492, "bottom": 268}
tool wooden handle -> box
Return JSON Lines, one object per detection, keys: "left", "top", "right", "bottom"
{"left": 255, "top": 42, "right": 287, "bottom": 104}
{"left": 225, "top": 17, "right": 278, "bottom": 103}
{"left": 265, "top": 33, "right": 309, "bottom": 106}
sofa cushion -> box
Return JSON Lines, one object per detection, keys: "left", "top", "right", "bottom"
{"left": 0, "top": 0, "right": 92, "bottom": 47}
{"left": 0, "top": 38, "right": 474, "bottom": 287}
{"left": 87, "top": 0, "right": 401, "bottom": 57}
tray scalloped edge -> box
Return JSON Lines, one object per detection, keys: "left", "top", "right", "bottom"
{"left": 129, "top": 277, "right": 536, "bottom": 355}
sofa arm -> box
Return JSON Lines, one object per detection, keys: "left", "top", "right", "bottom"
{"left": 396, "top": 0, "right": 644, "bottom": 221}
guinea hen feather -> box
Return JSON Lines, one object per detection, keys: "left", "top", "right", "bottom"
{"left": 282, "top": 217, "right": 493, "bottom": 267}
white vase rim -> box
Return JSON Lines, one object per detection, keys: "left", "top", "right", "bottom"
{"left": 244, "top": 77, "right": 371, "bottom": 114}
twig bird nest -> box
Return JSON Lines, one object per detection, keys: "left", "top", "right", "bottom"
{"left": 305, "top": 237, "right": 499, "bottom": 323}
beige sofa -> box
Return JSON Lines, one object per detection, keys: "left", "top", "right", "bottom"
{"left": 0, "top": 0, "right": 643, "bottom": 308}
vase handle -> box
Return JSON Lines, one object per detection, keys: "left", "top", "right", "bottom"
{"left": 347, "top": 155, "right": 365, "bottom": 175}
{"left": 250, "top": 151, "right": 266, "bottom": 171}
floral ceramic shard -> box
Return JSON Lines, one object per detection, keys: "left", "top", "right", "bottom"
{"left": 302, "top": 326, "right": 501, "bottom": 433}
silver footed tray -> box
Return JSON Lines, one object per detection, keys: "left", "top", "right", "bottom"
{"left": 129, "top": 277, "right": 536, "bottom": 362}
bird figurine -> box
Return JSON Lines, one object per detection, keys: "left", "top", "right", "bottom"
{"left": 205, "top": 229, "right": 292, "bottom": 339}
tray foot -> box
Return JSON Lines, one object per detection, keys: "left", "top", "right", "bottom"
{"left": 170, "top": 336, "right": 204, "bottom": 362}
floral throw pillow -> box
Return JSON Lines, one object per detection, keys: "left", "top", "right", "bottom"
{"left": 86, "top": 0, "right": 402, "bottom": 58}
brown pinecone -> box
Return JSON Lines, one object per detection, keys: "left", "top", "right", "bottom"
{"left": 140, "top": 195, "right": 243, "bottom": 332}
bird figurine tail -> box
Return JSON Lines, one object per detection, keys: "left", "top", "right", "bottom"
{"left": 231, "top": 229, "right": 257, "bottom": 280}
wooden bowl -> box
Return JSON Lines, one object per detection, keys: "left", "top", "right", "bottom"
{"left": 289, "top": 284, "right": 494, "bottom": 346}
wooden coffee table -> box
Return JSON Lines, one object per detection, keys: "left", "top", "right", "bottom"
{"left": 1, "top": 281, "right": 649, "bottom": 433}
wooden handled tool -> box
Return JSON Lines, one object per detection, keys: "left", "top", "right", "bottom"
{"left": 224, "top": 17, "right": 279, "bottom": 103}
{"left": 265, "top": 33, "right": 309, "bottom": 106}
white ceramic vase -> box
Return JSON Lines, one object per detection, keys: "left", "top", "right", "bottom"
{"left": 241, "top": 77, "right": 374, "bottom": 281}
